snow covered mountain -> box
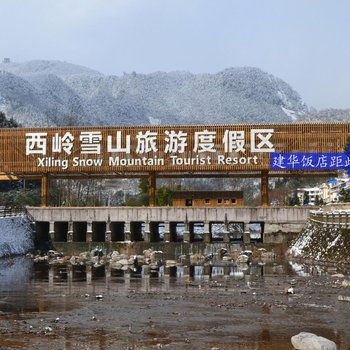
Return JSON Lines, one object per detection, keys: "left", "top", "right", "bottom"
{"left": 297, "top": 108, "right": 350, "bottom": 122}
{"left": 0, "top": 60, "right": 308, "bottom": 127}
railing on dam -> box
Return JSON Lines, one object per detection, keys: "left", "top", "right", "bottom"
{"left": 309, "top": 210, "right": 350, "bottom": 228}
{"left": 0, "top": 207, "right": 26, "bottom": 218}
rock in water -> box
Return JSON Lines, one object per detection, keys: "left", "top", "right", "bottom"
{"left": 236, "top": 254, "right": 249, "bottom": 263}
{"left": 291, "top": 332, "right": 337, "bottom": 350}
{"left": 341, "top": 280, "right": 350, "bottom": 288}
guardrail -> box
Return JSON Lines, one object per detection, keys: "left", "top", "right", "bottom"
{"left": 0, "top": 207, "right": 26, "bottom": 218}
{"left": 310, "top": 211, "right": 350, "bottom": 228}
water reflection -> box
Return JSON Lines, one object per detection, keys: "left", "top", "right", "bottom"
{"left": 0, "top": 256, "right": 296, "bottom": 315}
{"left": 0, "top": 257, "right": 78, "bottom": 315}
{"left": 1, "top": 256, "right": 345, "bottom": 295}
{"left": 289, "top": 261, "right": 327, "bottom": 276}
{"left": 5, "top": 260, "right": 290, "bottom": 291}
{"left": 0, "top": 255, "right": 348, "bottom": 349}
{"left": 0, "top": 257, "right": 33, "bottom": 314}
{"left": 0, "top": 256, "right": 33, "bottom": 289}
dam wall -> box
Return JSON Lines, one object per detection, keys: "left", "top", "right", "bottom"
{"left": 27, "top": 206, "right": 311, "bottom": 247}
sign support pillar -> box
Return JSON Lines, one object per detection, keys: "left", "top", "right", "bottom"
{"left": 261, "top": 170, "right": 269, "bottom": 207}
{"left": 41, "top": 173, "right": 49, "bottom": 207}
{"left": 148, "top": 172, "right": 156, "bottom": 207}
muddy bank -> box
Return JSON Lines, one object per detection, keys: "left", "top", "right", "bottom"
{"left": 0, "top": 255, "right": 350, "bottom": 349}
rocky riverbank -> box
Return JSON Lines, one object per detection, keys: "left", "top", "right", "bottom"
{"left": 27, "top": 246, "right": 276, "bottom": 272}
{"left": 287, "top": 221, "right": 350, "bottom": 265}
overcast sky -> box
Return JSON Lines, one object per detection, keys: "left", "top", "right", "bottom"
{"left": 1, "top": 0, "right": 349, "bottom": 109}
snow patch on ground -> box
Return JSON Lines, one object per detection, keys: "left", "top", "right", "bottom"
{"left": 288, "top": 223, "right": 314, "bottom": 256}
{"left": 0, "top": 216, "right": 34, "bottom": 257}
{"left": 327, "top": 234, "right": 341, "bottom": 250}
{"left": 281, "top": 106, "right": 297, "bottom": 121}
{"left": 288, "top": 221, "right": 350, "bottom": 264}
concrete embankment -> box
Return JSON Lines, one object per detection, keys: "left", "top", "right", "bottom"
{"left": 0, "top": 216, "right": 34, "bottom": 257}
{"left": 288, "top": 220, "right": 350, "bottom": 264}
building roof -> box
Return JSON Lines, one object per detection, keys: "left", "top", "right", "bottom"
{"left": 172, "top": 191, "right": 243, "bottom": 200}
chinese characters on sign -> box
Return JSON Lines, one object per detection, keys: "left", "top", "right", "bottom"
{"left": 25, "top": 129, "right": 349, "bottom": 172}
{"left": 24, "top": 128, "right": 276, "bottom": 170}
{"left": 271, "top": 152, "right": 350, "bottom": 171}
{"left": 25, "top": 129, "right": 275, "bottom": 156}
{"left": 3, "top": 124, "right": 346, "bottom": 173}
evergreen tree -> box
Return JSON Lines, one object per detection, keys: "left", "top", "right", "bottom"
{"left": 156, "top": 187, "right": 173, "bottom": 206}
{"left": 0, "top": 112, "right": 20, "bottom": 128}
{"left": 138, "top": 178, "right": 149, "bottom": 194}
{"left": 288, "top": 190, "right": 300, "bottom": 206}
{"left": 0, "top": 112, "right": 26, "bottom": 207}
{"left": 339, "top": 188, "right": 350, "bottom": 202}
{"left": 314, "top": 195, "right": 323, "bottom": 206}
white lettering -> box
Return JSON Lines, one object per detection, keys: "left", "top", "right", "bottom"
{"left": 107, "top": 131, "right": 131, "bottom": 154}
{"left": 223, "top": 130, "right": 245, "bottom": 153}
{"left": 217, "top": 155, "right": 258, "bottom": 165}
{"left": 26, "top": 132, "right": 47, "bottom": 155}
{"left": 80, "top": 131, "right": 102, "bottom": 154}
{"left": 193, "top": 130, "right": 216, "bottom": 153}
{"left": 170, "top": 155, "right": 211, "bottom": 165}
{"left": 164, "top": 130, "right": 187, "bottom": 153}
{"left": 36, "top": 157, "right": 68, "bottom": 170}
{"left": 52, "top": 132, "right": 74, "bottom": 155}
{"left": 109, "top": 156, "right": 164, "bottom": 166}
{"left": 136, "top": 131, "right": 158, "bottom": 154}
{"left": 72, "top": 157, "right": 103, "bottom": 167}
{"left": 251, "top": 129, "right": 275, "bottom": 153}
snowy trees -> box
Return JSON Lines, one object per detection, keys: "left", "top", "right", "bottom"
{"left": 0, "top": 111, "right": 20, "bottom": 128}
{"left": 339, "top": 188, "right": 350, "bottom": 202}
{"left": 0, "top": 60, "right": 307, "bottom": 127}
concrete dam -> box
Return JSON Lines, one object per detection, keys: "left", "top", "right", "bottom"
{"left": 27, "top": 206, "right": 312, "bottom": 248}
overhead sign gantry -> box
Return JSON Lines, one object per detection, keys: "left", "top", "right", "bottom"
{"left": 0, "top": 123, "right": 349, "bottom": 206}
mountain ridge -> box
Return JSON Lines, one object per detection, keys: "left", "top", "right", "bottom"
{"left": 0, "top": 59, "right": 311, "bottom": 127}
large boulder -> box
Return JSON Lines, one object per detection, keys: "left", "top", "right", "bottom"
{"left": 341, "top": 280, "right": 350, "bottom": 288}
{"left": 291, "top": 332, "right": 337, "bottom": 350}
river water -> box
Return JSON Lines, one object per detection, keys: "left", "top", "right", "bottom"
{"left": 0, "top": 254, "right": 349, "bottom": 349}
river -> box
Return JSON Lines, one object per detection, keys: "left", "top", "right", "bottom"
{"left": 0, "top": 253, "right": 349, "bottom": 349}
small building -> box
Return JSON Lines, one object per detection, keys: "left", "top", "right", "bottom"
{"left": 319, "top": 183, "right": 330, "bottom": 203}
{"left": 314, "top": 177, "right": 350, "bottom": 204}
{"left": 328, "top": 178, "right": 350, "bottom": 203}
{"left": 297, "top": 187, "right": 321, "bottom": 205}
{"left": 172, "top": 191, "right": 244, "bottom": 207}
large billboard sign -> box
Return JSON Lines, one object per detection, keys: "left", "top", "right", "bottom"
{"left": 0, "top": 123, "right": 349, "bottom": 175}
